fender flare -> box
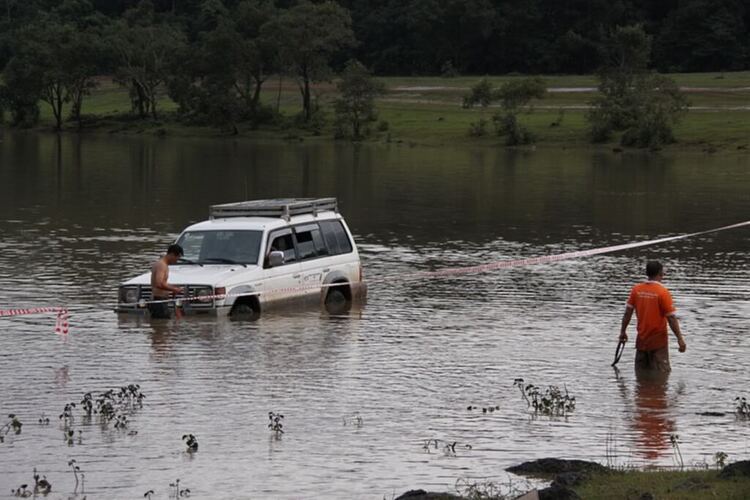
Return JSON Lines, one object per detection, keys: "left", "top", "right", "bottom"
{"left": 224, "top": 285, "right": 259, "bottom": 308}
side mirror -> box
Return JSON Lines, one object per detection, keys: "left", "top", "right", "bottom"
{"left": 268, "top": 251, "right": 285, "bottom": 267}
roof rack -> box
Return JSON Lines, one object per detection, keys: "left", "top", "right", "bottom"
{"left": 209, "top": 198, "right": 338, "bottom": 221}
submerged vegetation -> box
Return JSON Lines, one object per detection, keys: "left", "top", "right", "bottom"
{"left": 513, "top": 378, "right": 576, "bottom": 418}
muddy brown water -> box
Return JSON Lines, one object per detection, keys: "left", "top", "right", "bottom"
{"left": 0, "top": 132, "right": 749, "bottom": 499}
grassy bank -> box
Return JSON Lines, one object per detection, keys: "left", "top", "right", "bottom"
{"left": 572, "top": 469, "right": 750, "bottom": 499}
{"left": 11, "top": 71, "right": 750, "bottom": 153}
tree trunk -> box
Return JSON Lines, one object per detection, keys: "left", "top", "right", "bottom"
{"left": 251, "top": 78, "right": 262, "bottom": 109}
{"left": 302, "top": 78, "right": 311, "bottom": 121}
{"left": 276, "top": 74, "right": 283, "bottom": 113}
{"left": 52, "top": 83, "right": 63, "bottom": 131}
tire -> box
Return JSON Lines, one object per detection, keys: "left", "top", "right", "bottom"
{"left": 230, "top": 301, "right": 260, "bottom": 320}
{"left": 325, "top": 287, "right": 351, "bottom": 314}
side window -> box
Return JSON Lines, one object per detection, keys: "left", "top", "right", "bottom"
{"left": 319, "top": 220, "right": 353, "bottom": 255}
{"left": 294, "top": 224, "right": 329, "bottom": 261}
{"left": 266, "top": 230, "right": 297, "bottom": 266}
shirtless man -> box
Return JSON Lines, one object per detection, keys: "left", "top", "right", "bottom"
{"left": 148, "top": 244, "right": 184, "bottom": 319}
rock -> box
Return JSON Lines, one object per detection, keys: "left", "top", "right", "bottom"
{"left": 507, "top": 458, "right": 608, "bottom": 475}
{"left": 551, "top": 472, "right": 586, "bottom": 488}
{"left": 719, "top": 460, "right": 750, "bottom": 479}
{"left": 537, "top": 484, "right": 580, "bottom": 500}
{"left": 394, "top": 490, "right": 463, "bottom": 500}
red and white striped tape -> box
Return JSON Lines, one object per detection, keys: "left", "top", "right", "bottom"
{"left": 1, "top": 219, "right": 749, "bottom": 326}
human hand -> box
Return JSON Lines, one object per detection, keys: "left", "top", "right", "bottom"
{"left": 678, "top": 337, "right": 687, "bottom": 353}
{"left": 619, "top": 332, "right": 628, "bottom": 343}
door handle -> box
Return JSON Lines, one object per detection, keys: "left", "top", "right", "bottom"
{"left": 293, "top": 274, "right": 301, "bottom": 279}
{"left": 322, "top": 268, "right": 330, "bottom": 273}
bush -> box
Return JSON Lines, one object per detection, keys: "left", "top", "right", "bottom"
{"left": 468, "top": 118, "right": 488, "bottom": 137}
{"left": 493, "top": 112, "right": 534, "bottom": 145}
{"left": 377, "top": 120, "right": 389, "bottom": 132}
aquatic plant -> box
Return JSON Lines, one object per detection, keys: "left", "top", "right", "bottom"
{"left": 38, "top": 413, "right": 50, "bottom": 425}
{"left": 422, "top": 439, "right": 473, "bottom": 456}
{"left": 59, "top": 403, "right": 76, "bottom": 427}
{"left": 714, "top": 451, "right": 728, "bottom": 469}
{"left": 169, "top": 479, "right": 191, "bottom": 498}
{"left": 182, "top": 434, "right": 198, "bottom": 452}
{"left": 81, "top": 393, "right": 93, "bottom": 416}
{"left": 144, "top": 490, "right": 155, "bottom": 499}
{"left": 11, "top": 484, "right": 31, "bottom": 497}
{"left": 735, "top": 397, "right": 749, "bottom": 420}
{"left": 455, "top": 476, "right": 533, "bottom": 500}
{"left": 1, "top": 414, "right": 23, "bottom": 442}
{"left": 64, "top": 429, "right": 75, "bottom": 446}
{"left": 669, "top": 434, "right": 684, "bottom": 470}
{"left": 68, "top": 459, "right": 84, "bottom": 493}
{"left": 514, "top": 379, "right": 576, "bottom": 418}
{"left": 342, "top": 412, "right": 364, "bottom": 426}
{"left": 466, "top": 405, "right": 501, "bottom": 414}
{"left": 268, "top": 412, "right": 284, "bottom": 436}
{"left": 33, "top": 468, "right": 51, "bottom": 495}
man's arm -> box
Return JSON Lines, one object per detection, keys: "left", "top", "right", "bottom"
{"left": 667, "top": 315, "right": 686, "bottom": 353}
{"left": 153, "top": 263, "right": 182, "bottom": 295}
{"left": 619, "top": 306, "right": 634, "bottom": 342}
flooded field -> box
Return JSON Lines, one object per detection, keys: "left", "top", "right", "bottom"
{"left": 0, "top": 132, "right": 749, "bottom": 498}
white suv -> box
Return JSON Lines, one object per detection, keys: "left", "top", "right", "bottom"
{"left": 117, "top": 198, "right": 366, "bottom": 318}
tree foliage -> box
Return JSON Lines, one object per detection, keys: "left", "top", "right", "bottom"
{"left": 463, "top": 77, "right": 547, "bottom": 144}
{"left": 333, "top": 60, "right": 385, "bottom": 140}
{"left": 587, "top": 25, "right": 689, "bottom": 147}
{"left": 262, "top": 0, "right": 355, "bottom": 122}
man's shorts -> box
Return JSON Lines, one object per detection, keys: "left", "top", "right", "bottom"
{"left": 148, "top": 300, "right": 171, "bottom": 319}
{"left": 635, "top": 347, "right": 671, "bottom": 373}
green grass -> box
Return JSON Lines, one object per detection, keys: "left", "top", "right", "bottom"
{"left": 573, "top": 469, "right": 750, "bottom": 499}
{"left": 15, "top": 72, "right": 750, "bottom": 153}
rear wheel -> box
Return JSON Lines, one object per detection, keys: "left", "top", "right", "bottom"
{"left": 325, "top": 286, "right": 351, "bottom": 314}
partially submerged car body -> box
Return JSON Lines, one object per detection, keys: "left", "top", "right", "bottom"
{"left": 117, "top": 198, "right": 366, "bottom": 317}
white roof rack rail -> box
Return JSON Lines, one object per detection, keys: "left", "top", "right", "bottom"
{"left": 209, "top": 198, "right": 338, "bottom": 221}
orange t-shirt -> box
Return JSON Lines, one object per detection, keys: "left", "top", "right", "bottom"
{"left": 626, "top": 281, "right": 676, "bottom": 351}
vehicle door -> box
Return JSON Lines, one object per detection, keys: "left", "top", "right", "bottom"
{"left": 293, "top": 223, "right": 329, "bottom": 299}
{"left": 260, "top": 228, "right": 302, "bottom": 304}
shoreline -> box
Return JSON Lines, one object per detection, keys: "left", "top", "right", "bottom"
{"left": 395, "top": 458, "right": 750, "bottom": 499}
{"left": 2, "top": 71, "right": 749, "bottom": 155}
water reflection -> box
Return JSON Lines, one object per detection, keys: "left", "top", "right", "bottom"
{"left": 1, "top": 132, "right": 749, "bottom": 498}
{"left": 632, "top": 369, "right": 674, "bottom": 460}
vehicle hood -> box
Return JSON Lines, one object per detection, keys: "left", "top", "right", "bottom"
{"left": 121, "top": 264, "right": 260, "bottom": 286}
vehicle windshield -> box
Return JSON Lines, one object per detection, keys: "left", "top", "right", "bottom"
{"left": 175, "top": 230, "right": 262, "bottom": 265}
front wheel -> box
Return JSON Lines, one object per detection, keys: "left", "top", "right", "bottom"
{"left": 230, "top": 301, "right": 260, "bottom": 321}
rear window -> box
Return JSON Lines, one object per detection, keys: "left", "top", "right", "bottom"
{"left": 319, "top": 220, "right": 353, "bottom": 255}
{"left": 294, "top": 224, "right": 329, "bottom": 260}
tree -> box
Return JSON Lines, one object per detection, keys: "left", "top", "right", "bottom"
{"left": 110, "top": 1, "right": 186, "bottom": 119}
{"left": 262, "top": 1, "right": 355, "bottom": 122}
{"left": 654, "top": 0, "right": 747, "bottom": 72}
{"left": 333, "top": 60, "right": 385, "bottom": 139}
{"left": 165, "top": 0, "right": 278, "bottom": 131}
{"left": 1, "top": 12, "right": 103, "bottom": 131}
{"left": 587, "top": 25, "right": 689, "bottom": 147}
{"left": 463, "top": 77, "right": 547, "bottom": 144}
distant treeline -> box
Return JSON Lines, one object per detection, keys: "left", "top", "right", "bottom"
{"left": 0, "top": 0, "right": 745, "bottom": 134}
{"left": 1, "top": 0, "right": 748, "bottom": 76}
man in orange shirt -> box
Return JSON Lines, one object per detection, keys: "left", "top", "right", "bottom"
{"left": 620, "top": 261, "right": 687, "bottom": 372}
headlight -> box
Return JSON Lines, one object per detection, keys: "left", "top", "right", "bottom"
{"left": 191, "top": 286, "right": 213, "bottom": 302}
{"left": 120, "top": 287, "right": 139, "bottom": 304}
